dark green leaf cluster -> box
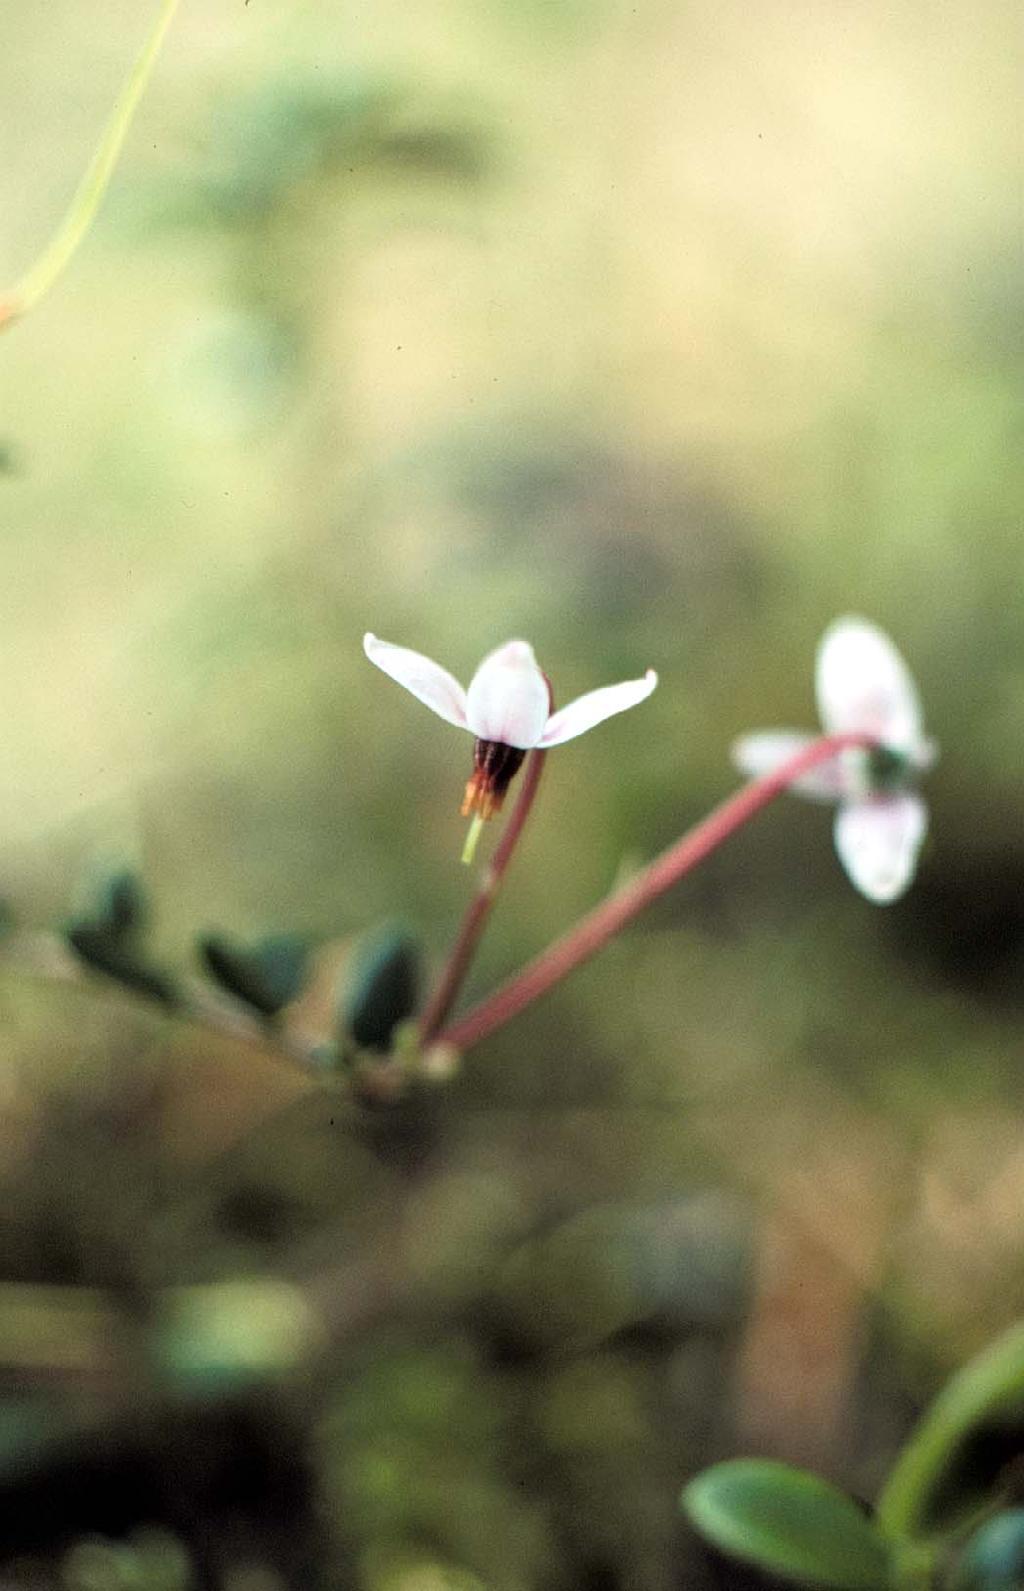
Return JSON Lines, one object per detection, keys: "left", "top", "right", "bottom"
{"left": 59, "top": 863, "right": 423, "bottom": 1089}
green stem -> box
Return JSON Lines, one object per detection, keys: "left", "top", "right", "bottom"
{"left": 877, "top": 1320, "right": 1024, "bottom": 1541}
{"left": 0, "top": 0, "right": 181, "bottom": 331}
{"left": 892, "top": 1540, "right": 942, "bottom": 1590}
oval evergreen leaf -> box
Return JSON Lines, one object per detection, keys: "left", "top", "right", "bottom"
{"left": 199, "top": 933, "right": 309, "bottom": 1018}
{"left": 66, "top": 923, "right": 177, "bottom": 1006}
{"left": 342, "top": 925, "right": 420, "bottom": 1051}
{"left": 65, "top": 866, "right": 176, "bottom": 1006}
{"left": 682, "top": 1459, "right": 892, "bottom": 1590}
{"left": 69, "top": 865, "right": 147, "bottom": 943}
{"left": 95, "top": 869, "right": 147, "bottom": 937}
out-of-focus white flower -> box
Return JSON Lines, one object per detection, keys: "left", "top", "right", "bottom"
{"left": 732, "top": 617, "right": 936, "bottom": 902}
{"left": 364, "top": 634, "right": 657, "bottom": 823}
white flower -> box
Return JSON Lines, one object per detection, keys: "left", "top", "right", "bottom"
{"left": 364, "top": 633, "right": 657, "bottom": 822}
{"left": 732, "top": 616, "right": 936, "bottom": 903}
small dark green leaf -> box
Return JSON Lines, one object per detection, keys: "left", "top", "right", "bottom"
{"left": 952, "top": 1510, "right": 1024, "bottom": 1590}
{"left": 199, "top": 933, "right": 309, "bottom": 1018}
{"left": 94, "top": 869, "right": 148, "bottom": 937}
{"left": 682, "top": 1460, "right": 892, "bottom": 1590}
{"left": 64, "top": 866, "right": 175, "bottom": 1005}
{"left": 66, "top": 923, "right": 177, "bottom": 1006}
{"left": 69, "top": 865, "right": 148, "bottom": 942}
{"left": 342, "top": 924, "right": 420, "bottom": 1051}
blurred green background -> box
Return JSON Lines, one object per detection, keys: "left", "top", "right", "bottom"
{"left": 1, "top": 0, "right": 1022, "bottom": 1585}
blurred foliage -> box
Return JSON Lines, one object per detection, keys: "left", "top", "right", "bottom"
{"left": 175, "top": 72, "right": 493, "bottom": 226}
{"left": 61, "top": 1528, "right": 192, "bottom": 1591}
{"left": 0, "top": 0, "right": 1022, "bottom": 1584}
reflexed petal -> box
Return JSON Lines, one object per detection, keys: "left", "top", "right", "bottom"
{"left": 540, "top": 670, "right": 658, "bottom": 747}
{"left": 816, "top": 616, "right": 924, "bottom": 751}
{"left": 466, "top": 639, "right": 551, "bottom": 749}
{"left": 363, "top": 633, "right": 468, "bottom": 729}
{"left": 833, "top": 793, "right": 927, "bottom": 903}
{"left": 731, "top": 730, "right": 850, "bottom": 801}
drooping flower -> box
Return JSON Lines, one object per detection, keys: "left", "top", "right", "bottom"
{"left": 364, "top": 633, "right": 657, "bottom": 835}
{"left": 732, "top": 617, "right": 936, "bottom": 902}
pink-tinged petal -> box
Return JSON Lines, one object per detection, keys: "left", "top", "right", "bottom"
{"left": 363, "top": 633, "right": 468, "bottom": 730}
{"left": 465, "top": 639, "right": 551, "bottom": 749}
{"left": 539, "top": 669, "right": 658, "bottom": 748}
{"left": 833, "top": 793, "right": 927, "bottom": 903}
{"left": 731, "top": 730, "right": 850, "bottom": 801}
{"left": 816, "top": 616, "right": 924, "bottom": 751}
